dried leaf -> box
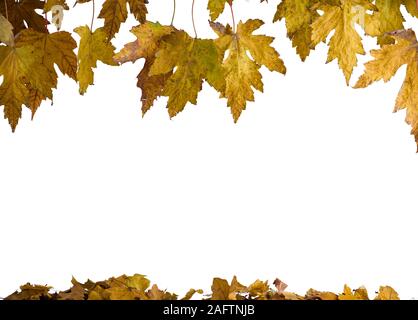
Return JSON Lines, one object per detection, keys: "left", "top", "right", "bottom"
{"left": 273, "top": 0, "right": 319, "bottom": 61}
{"left": 149, "top": 30, "right": 224, "bottom": 118}
{"left": 114, "top": 22, "right": 175, "bottom": 114}
{"left": 211, "top": 19, "right": 286, "bottom": 122}
{"left": 375, "top": 286, "right": 400, "bottom": 300}
{"left": 0, "top": 0, "right": 48, "bottom": 35}
{"left": 273, "top": 278, "right": 288, "bottom": 294}
{"left": 5, "top": 284, "right": 52, "bottom": 300}
{"left": 16, "top": 29, "right": 77, "bottom": 116}
{"left": 74, "top": 26, "right": 117, "bottom": 95}
{"left": 312, "top": 0, "right": 377, "bottom": 84}
{"left": 355, "top": 29, "right": 418, "bottom": 151}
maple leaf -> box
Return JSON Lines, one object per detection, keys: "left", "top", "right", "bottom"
{"left": 273, "top": 0, "right": 319, "bottom": 61}
{"left": 16, "top": 29, "right": 77, "bottom": 116}
{"left": 114, "top": 22, "right": 175, "bottom": 115}
{"left": 74, "top": 26, "right": 117, "bottom": 95}
{"left": 211, "top": 276, "right": 247, "bottom": 300}
{"left": 0, "top": 32, "right": 54, "bottom": 130}
{"left": 0, "top": 0, "right": 48, "bottom": 35}
{"left": 147, "top": 29, "right": 224, "bottom": 118}
{"left": 354, "top": 29, "right": 418, "bottom": 151}
{"left": 210, "top": 19, "right": 286, "bottom": 122}
{"left": 311, "top": 0, "right": 376, "bottom": 84}
{"left": 98, "top": 0, "right": 148, "bottom": 40}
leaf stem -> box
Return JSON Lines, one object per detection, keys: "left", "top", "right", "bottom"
{"left": 192, "top": 0, "right": 197, "bottom": 38}
{"left": 229, "top": 1, "right": 236, "bottom": 33}
{"left": 91, "top": 0, "right": 95, "bottom": 30}
{"left": 3, "top": 0, "right": 8, "bottom": 21}
{"left": 171, "top": 0, "right": 176, "bottom": 25}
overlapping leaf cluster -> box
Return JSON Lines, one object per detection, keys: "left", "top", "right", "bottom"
{"left": 1, "top": 0, "right": 418, "bottom": 151}
{"left": 3, "top": 274, "right": 400, "bottom": 300}
{"left": 114, "top": 18, "right": 285, "bottom": 122}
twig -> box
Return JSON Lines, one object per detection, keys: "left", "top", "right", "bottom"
{"left": 192, "top": 0, "right": 197, "bottom": 38}
{"left": 229, "top": 1, "right": 236, "bottom": 33}
{"left": 3, "top": 0, "right": 8, "bottom": 21}
{"left": 171, "top": 0, "right": 176, "bottom": 25}
{"left": 91, "top": 0, "right": 95, "bottom": 30}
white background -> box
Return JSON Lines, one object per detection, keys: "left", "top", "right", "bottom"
{"left": 1, "top": 0, "right": 418, "bottom": 299}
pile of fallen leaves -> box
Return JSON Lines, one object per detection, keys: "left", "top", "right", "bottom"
{"left": 2, "top": 0, "right": 418, "bottom": 151}
{"left": 2, "top": 275, "right": 400, "bottom": 300}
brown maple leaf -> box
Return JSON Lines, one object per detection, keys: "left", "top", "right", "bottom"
{"left": 0, "top": 0, "right": 48, "bottom": 35}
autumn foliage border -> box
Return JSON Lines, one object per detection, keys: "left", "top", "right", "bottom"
{"left": 0, "top": 0, "right": 415, "bottom": 300}
{"left": 2, "top": 274, "right": 401, "bottom": 300}
{"left": 0, "top": 1, "right": 418, "bottom": 150}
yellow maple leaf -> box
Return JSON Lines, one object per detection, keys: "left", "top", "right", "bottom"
{"left": 211, "top": 276, "right": 247, "bottom": 300}
{"left": 74, "top": 26, "right": 117, "bottom": 95}
{"left": 211, "top": 19, "right": 286, "bottom": 122}
{"left": 273, "top": 0, "right": 319, "bottom": 61}
{"left": 355, "top": 29, "right": 418, "bottom": 151}
{"left": 0, "top": 34, "right": 54, "bottom": 130}
{"left": 16, "top": 30, "right": 77, "bottom": 116}
{"left": 312, "top": 0, "right": 376, "bottom": 84}
{"left": 114, "top": 22, "right": 175, "bottom": 115}
{"left": 148, "top": 30, "right": 224, "bottom": 118}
